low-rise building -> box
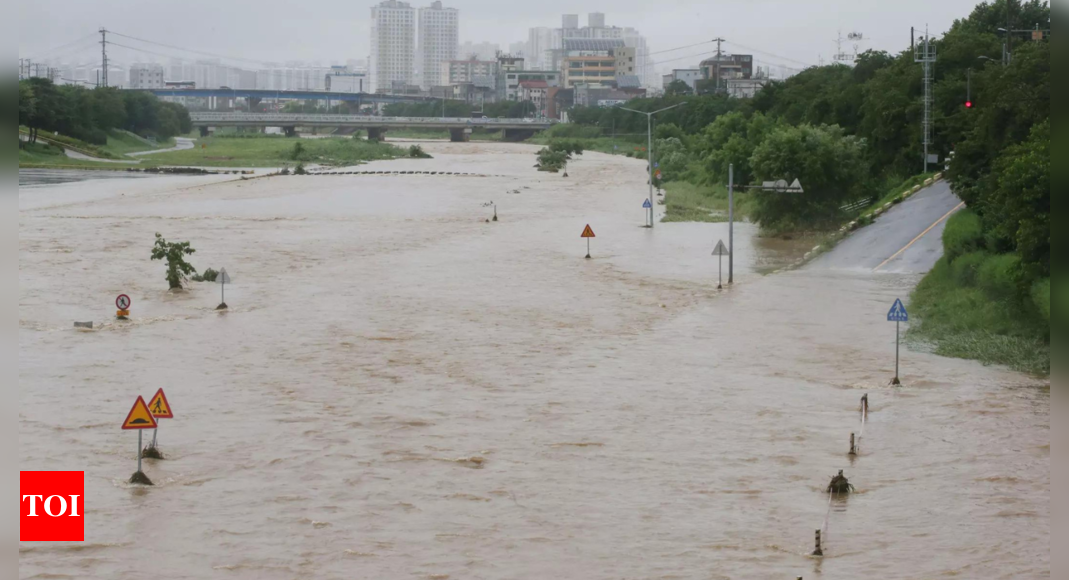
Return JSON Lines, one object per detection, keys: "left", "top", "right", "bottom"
{"left": 129, "top": 63, "right": 164, "bottom": 89}
{"left": 442, "top": 59, "right": 497, "bottom": 86}
{"left": 326, "top": 70, "right": 368, "bottom": 93}
{"left": 725, "top": 78, "right": 768, "bottom": 99}
{"left": 662, "top": 69, "right": 702, "bottom": 92}
{"left": 502, "top": 70, "right": 560, "bottom": 101}
{"left": 700, "top": 54, "right": 754, "bottom": 87}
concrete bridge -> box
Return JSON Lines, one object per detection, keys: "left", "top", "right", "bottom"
{"left": 188, "top": 113, "right": 556, "bottom": 142}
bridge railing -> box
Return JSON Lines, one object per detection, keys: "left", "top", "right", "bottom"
{"left": 188, "top": 113, "right": 556, "bottom": 126}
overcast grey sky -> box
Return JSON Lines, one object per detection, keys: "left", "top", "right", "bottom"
{"left": 19, "top": 0, "right": 985, "bottom": 70}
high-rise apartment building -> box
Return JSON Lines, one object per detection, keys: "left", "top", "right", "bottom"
{"left": 370, "top": 0, "right": 416, "bottom": 93}
{"left": 417, "top": 1, "right": 458, "bottom": 89}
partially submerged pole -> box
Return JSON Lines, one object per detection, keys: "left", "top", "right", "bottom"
{"left": 812, "top": 530, "right": 823, "bottom": 557}
{"left": 849, "top": 433, "right": 857, "bottom": 456}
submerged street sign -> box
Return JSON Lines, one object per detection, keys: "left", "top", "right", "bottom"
{"left": 887, "top": 299, "right": 909, "bottom": 322}
{"left": 122, "top": 396, "right": 158, "bottom": 430}
{"left": 712, "top": 240, "right": 729, "bottom": 256}
{"left": 148, "top": 388, "right": 173, "bottom": 419}
{"left": 642, "top": 199, "right": 652, "bottom": 209}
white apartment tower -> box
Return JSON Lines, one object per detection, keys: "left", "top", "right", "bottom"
{"left": 417, "top": 1, "right": 458, "bottom": 89}
{"left": 370, "top": 0, "right": 416, "bottom": 93}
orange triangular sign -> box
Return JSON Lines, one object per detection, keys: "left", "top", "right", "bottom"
{"left": 581, "top": 224, "right": 596, "bottom": 238}
{"left": 148, "top": 388, "right": 174, "bottom": 419}
{"left": 121, "top": 396, "right": 158, "bottom": 430}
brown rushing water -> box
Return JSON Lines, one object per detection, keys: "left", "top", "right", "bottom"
{"left": 19, "top": 142, "right": 1048, "bottom": 579}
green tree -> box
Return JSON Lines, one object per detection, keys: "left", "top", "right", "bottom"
{"left": 24, "top": 78, "right": 68, "bottom": 144}
{"left": 665, "top": 80, "right": 693, "bottom": 96}
{"left": 982, "top": 119, "right": 1048, "bottom": 282}
{"left": 150, "top": 233, "right": 197, "bottom": 290}
{"left": 748, "top": 124, "right": 870, "bottom": 232}
{"left": 19, "top": 83, "right": 35, "bottom": 130}
{"left": 90, "top": 87, "right": 127, "bottom": 132}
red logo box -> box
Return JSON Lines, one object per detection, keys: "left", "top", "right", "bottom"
{"left": 20, "top": 471, "right": 85, "bottom": 542}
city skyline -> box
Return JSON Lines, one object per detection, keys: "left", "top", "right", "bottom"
{"left": 19, "top": 0, "right": 986, "bottom": 77}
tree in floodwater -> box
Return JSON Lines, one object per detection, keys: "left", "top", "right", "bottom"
{"left": 150, "top": 233, "right": 197, "bottom": 290}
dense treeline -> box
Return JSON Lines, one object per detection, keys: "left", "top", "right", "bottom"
{"left": 19, "top": 78, "right": 193, "bottom": 145}
{"left": 564, "top": 1, "right": 1048, "bottom": 253}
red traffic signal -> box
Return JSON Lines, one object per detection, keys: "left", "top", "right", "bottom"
{"left": 965, "top": 100, "right": 973, "bottom": 108}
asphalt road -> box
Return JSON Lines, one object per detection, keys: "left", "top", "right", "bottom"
{"left": 127, "top": 137, "right": 196, "bottom": 156}
{"left": 808, "top": 180, "right": 964, "bottom": 274}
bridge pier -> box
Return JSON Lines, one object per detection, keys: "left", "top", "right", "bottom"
{"left": 449, "top": 127, "right": 472, "bottom": 142}
{"left": 503, "top": 128, "right": 538, "bottom": 142}
{"left": 367, "top": 127, "right": 387, "bottom": 142}
{"left": 283, "top": 126, "right": 298, "bottom": 138}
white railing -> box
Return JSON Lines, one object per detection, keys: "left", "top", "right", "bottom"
{"left": 189, "top": 113, "right": 555, "bottom": 126}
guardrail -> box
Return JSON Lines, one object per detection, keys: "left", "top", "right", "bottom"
{"left": 188, "top": 113, "right": 556, "bottom": 127}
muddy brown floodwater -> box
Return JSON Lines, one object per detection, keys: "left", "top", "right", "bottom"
{"left": 19, "top": 142, "right": 1048, "bottom": 579}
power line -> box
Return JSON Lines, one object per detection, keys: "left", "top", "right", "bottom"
{"left": 648, "top": 40, "right": 714, "bottom": 57}
{"left": 22, "top": 33, "right": 100, "bottom": 60}
{"left": 723, "top": 40, "right": 816, "bottom": 68}
{"left": 109, "top": 30, "right": 276, "bottom": 67}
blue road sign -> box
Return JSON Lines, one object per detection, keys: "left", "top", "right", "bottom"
{"left": 887, "top": 299, "right": 909, "bottom": 322}
{"left": 642, "top": 199, "right": 653, "bottom": 209}
{"left": 654, "top": 162, "right": 660, "bottom": 169}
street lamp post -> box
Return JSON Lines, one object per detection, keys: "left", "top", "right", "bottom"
{"left": 621, "top": 103, "right": 687, "bottom": 228}
{"left": 726, "top": 163, "right": 804, "bottom": 284}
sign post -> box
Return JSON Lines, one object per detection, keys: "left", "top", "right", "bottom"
{"left": 217, "top": 268, "right": 231, "bottom": 310}
{"left": 642, "top": 198, "right": 652, "bottom": 227}
{"left": 121, "top": 396, "right": 158, "bottom": 485}
{"left": 712, "top": 240, "right": 729, "bottom": 290}
{"left": 581, "top": 224, "right": 596, "bottom": 259}
{"left": 115, "top": 294, "right": 131, "bottom": 320}
{"left": 145, "top": 388, "right": 174, "bottom": 458}
{"left": 887, "top": 299, "right": 909, "bottom": 385}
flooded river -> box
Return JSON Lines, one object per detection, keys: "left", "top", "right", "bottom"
{"left": 18, "top": 142, "right": 1049, "bottom": 579}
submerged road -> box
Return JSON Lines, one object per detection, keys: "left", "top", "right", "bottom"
{"left": 809, "top": 180, "right": 964, "bottom": 274}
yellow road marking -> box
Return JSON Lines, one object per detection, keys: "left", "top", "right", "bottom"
{"left": 873, "top": 202, "right": 965, "bottom": 272}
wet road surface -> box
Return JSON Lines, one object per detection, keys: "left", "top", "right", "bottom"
{"left": 810, "top": 181, "right": 963, "bottom": 274}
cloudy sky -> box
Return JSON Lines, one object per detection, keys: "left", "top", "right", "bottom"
{"left": 19, "top": 0, "right": 985, "bottom": 71}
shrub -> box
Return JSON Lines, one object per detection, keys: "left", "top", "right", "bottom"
{"left": 408, "top": 144, "right": 432, "bottom": 158}
{"left": 1032, "top": 278, "right": 1049, "bottom": 322}
{"left": 976, "top": 253, "right": 1020, "bottom": 300}
{"left": 201, "top": 268, "right": 219, "bottom": 283}
{"left": 150, "top": 233, "right": 197, "bottom": 290}
{"left": 294, "top": 163, "right": 308, "bottom": 175}
{"left": 942, "top": 209, "right": 984, "bottom": 263}
{"left": 950, "top": 251, "right": 988, "bottom": 287}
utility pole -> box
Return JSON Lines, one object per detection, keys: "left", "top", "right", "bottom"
{"left": 914, "top": 26, "right": 936, "bottom": 174}
{"left": 100, "top": 28, "right": 109, "bottom": 88}
{"left": 712, "top": 37, "right": 726, "bottom": 94}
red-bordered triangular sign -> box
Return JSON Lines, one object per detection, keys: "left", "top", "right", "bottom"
{"left": 122, "top": 396, "right": 158, "bottom": 430}
{"left": 148, "top": 388, "right": 174, "bottom": 419}
{"left": 581, "top": 224, "right": 596, "bottom": 238}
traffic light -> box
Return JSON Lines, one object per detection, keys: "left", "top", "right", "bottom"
{"left": 965, "top": 100, "right": 973, "bottom": 109}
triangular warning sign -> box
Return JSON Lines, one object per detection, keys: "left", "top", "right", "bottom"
{"left": 148, "top": 388, "right": 174, "bottom": 419}
{"left": 712, "top": 240, "right": 729, "bottom": 256}
{"left": 122, "top": 396, "right": 158, "bottom": 430}
{"left": 642, "top": 199, "right": 653, "bottom": 209}
{"left": 581, "top": 224, "right": 596, "bottom": 238}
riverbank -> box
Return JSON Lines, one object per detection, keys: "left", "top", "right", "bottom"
{"left": 131, "top": 135, "right": 409, "bottom": 168}
{"left": 907, "top": 210, "right": 1050, "bottom": 376}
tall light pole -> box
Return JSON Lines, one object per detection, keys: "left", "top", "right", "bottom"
{"left": 621, "top": 102, "right": 686, "bottom": 228}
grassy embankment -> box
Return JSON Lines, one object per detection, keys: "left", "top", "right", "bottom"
{"left": 19, "top": 128, "right": 177, "bottom": 169}
{"left": 143, "top": 135, "right": 407, "bottom": 168}
{"left": 908, "top": 209, "right": 1049, "bottom": 376}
